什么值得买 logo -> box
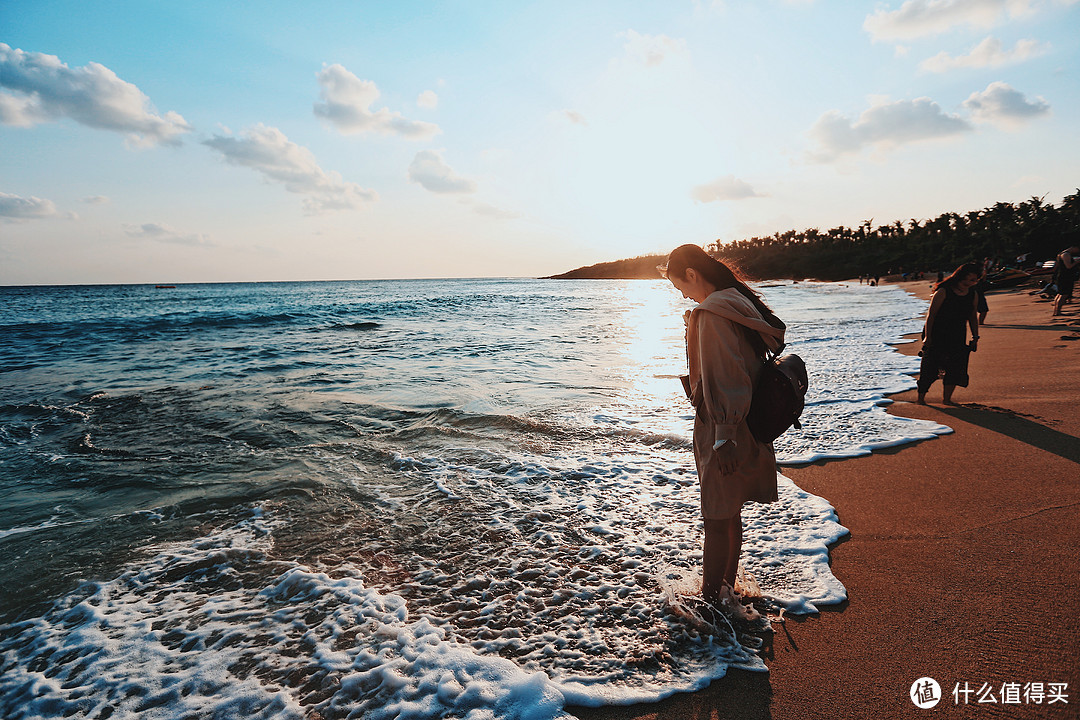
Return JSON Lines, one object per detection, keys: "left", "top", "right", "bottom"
{"left": 910, "top": 677, "right": 941, "bottom": 709}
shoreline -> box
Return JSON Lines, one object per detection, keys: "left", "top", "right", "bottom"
{"left": 569, "top": 280, "right": 1080, "bottom": 719}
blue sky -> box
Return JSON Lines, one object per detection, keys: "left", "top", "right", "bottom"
{"left": 2, "top": 0, "right": 1078, "bottom": 284}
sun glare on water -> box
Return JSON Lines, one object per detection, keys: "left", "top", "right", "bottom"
{"left": 602, "top": 280, "right": 692, "bottom": 437}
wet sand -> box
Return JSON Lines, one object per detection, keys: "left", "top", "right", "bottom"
{"left": 569, "top": 280, "right": 1080, "bottom": 719}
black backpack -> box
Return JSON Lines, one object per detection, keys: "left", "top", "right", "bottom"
{"left": 746, "top": 346, "right": 807, "bottom": 444}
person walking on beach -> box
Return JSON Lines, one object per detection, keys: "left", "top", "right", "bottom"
{"left": 1050, "top": 246, "right": 1080, "bottom": 317}
{"left": 663, "top": 244, "right": 786, "bottom": 612}
{"left": 976, "top": 259, "right": 990, "bottom": 325}
{"left": 917, "top": 262, "right": 981, "bottom": 405}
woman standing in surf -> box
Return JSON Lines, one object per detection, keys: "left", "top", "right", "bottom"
{"left": 917, "top": 262, "right": 981, "bottom": 406}
{"left": 663, "top": 244, "right": 786, "bottom": 611}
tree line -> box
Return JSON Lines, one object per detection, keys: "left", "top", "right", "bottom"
{"left": 546, "top": 190, "right": 1080, "bottom": 281}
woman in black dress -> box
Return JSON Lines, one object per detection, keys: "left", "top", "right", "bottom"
{"left": 917, "top": 262, "right": 981, "bottom": 405}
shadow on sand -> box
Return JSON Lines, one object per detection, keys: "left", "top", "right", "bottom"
{"left": 938, "top": 403, "right": 1080, "bottom": 465}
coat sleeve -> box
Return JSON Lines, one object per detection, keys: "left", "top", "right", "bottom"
{"left": 694, "top": 311, "right": 755, "bottom": 446}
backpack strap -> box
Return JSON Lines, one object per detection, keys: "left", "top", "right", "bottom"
{"left": 766, "top": 342, "right": 786, "bottom": 363}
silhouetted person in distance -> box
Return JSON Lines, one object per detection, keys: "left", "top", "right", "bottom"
{"left": 1051, "top": 246, "right": 1080, "bottom": 317}
{"left": 976, "top": 259, "right": 990, "bottom": 325}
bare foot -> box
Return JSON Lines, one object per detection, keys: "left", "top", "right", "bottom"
{"left": 715, "top": 584, "right": 763, "bottom": 623}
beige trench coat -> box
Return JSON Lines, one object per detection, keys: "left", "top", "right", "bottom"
{"left": 686, "top": 288, "right": 786, "bottom": 520}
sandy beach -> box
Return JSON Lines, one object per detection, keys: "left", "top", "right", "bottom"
{"left": 569, "top": 280, "right": 1080, "bottom": 719}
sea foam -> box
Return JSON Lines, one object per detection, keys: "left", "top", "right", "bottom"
{"left": 0, "top": 462, "right": 846, "bottom": 720}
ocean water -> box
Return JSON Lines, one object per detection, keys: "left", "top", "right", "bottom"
{"left": 0, "top": 279, "right": 948, "bottom": 719}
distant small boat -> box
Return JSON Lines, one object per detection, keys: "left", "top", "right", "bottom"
{"left": 155, "top": 285, "right": 176, "bottom": 289}
{"left": 985, "top": 269, "right": 1031, "bottom": 288}
{"left": 1029, "top": 260, "right": 1056, "bottom": 277}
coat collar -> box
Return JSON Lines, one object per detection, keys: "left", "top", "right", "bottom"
{"left": 692, "top": 287, "right": 786, "bottom": 351}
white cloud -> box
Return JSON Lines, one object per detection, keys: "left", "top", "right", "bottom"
{"left": 0, "top": 91, "right": 48, "bottom": 126}
{"left": 691, "top": 0, "right": 727, "bottom": 12}
{"left": 619, "top": 30, "right": 688, "bottom": 66}
{"left": 863, "top": 0, "right": 1037, "bottom": 41}
{"left": 314, "top": 64, "right": 441, "bottom": 139}
{"left": 123, "top": 222, "right": 210, "bottom": 245}
{"left": 1012, "top": 174, "right": 1044, "bottom": 187}
{"left": 408, "top": 150, "right": 477, "bottom": 194}
{"left": 807, "top": 97, "right": 971, "bottom": 162}
{"left": 0, "top": 191, "right": 58, "bottom": 220}
{"left": 417, "top": 90, "right": 438, "bottom": 109}
{"left": 921, "top": 36, "right": 1048, "bottom": 72}
{"left": 203, "top": 124, "right": 378, "bottom": 214}
{"left": 963, "top": 81, "right": 1050, "bottom": 127}
{"left": 562, "top": 109, "right": 589, "bottom": 126}
{"left": 82, "top": 195, "right": 111, "bottom": 205}
{"left": 471, "top": 201, "right": 521, "bottom": 220}
{"left": 0, "top": 43, "right": 191, "bottom": 147}
{"left": 692, "top": 176, "right": 764, "bottom": 203}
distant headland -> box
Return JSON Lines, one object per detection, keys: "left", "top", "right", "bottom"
{"left": 544, "top": 191, "right": 1080, "bottom": 282}
{"left": 542, "top": 255, "right": 667, "bottom": 280}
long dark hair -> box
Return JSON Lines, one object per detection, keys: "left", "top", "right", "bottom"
{"left": 934, "top": 262, "right": 981, "bottom": 293}
{"left": 665, "top": 244, "right": 784, "bottom": 356}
